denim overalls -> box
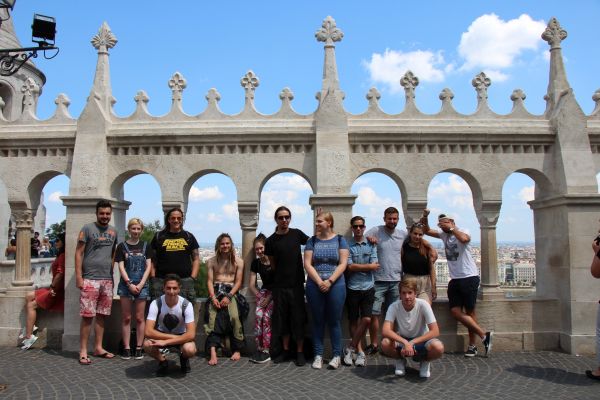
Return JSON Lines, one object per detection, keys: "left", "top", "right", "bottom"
{"left": 117, "top": 242, "right": 149, "bottom": 299}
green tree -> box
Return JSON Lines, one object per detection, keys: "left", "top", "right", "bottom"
{"left": 140, "top": 219, "right": 162, "bottom": 243}
{"left": 45, "top": 220, "right": 65, "bottom": 241}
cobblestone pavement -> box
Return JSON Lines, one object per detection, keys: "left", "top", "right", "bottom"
{"left": 0, "top": 347, "right": 598, "bottom": 399}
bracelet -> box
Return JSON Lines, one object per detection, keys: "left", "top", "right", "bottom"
{"left": 226, "top": 293, "right": 233, "bottom": 299}
{"left": 327, "top": 279, "right": 334, "bottom": 285}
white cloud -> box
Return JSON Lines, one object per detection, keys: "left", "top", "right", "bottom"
{"left": 189, "top": 185, "right": 224, "bottom": 201}
{"left": 518, "top": 185, "right": 535, "bottom": 203}
{"left": 428, "top": 175, "right": 473, "bottom": 209}
{"left": 206, "top": 213, "right": 222, "bottom": 223}
{"left": 48, "top": 191, "right": 63, "bottom": 203}
{"left": 259, "top": 189, "right": 309, "bottom": 222}
{"left": 356, "top": 186, "right": 394, "bottom": 208}
{"left": 364, "top": 49, "right": 448, "bottom": 93}
{"left": 222, "top": 201, "right": 239, "bottom": 220}
{"left": 266, "top": 174, "right": 312, "bottom": 191}
{"left": 458, "top": 14, "right": 546, "bottom": 75}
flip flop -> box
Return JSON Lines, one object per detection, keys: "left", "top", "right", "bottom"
{"left": 79, "top": 356, "right": 92, "bottom": 365}
{"left": 93, "top": 352, "right": 115, "bottom": 359}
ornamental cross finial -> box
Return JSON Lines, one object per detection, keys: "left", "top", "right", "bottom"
{"left": 279, "top": 87, "right": 294, "bottom": 102}
{"left": 400, "top": 71, "right": 419, "bottom": 100}
{"left": 315, "top": 16, "right": 343, "bottom": 46}
{"left": 511, "top": 89, "right": 526, "bottom": 103}
{"left": 206, "top": 88, "right": 221, "bottom": 104}
{"left": 439, "top": 88, "right": 454, "bottom": 102}
{"left": 91, "top": 22, "right": 117, "bottom": 53}
{"left": 472, "top": 72, "right": 491, "bottom": 103}
{"left": 542, "top": 17, "right": 567, "bottom": 50}
{"left": 366, "top": 87, "right": 381, "bottom": 105}
{"left": 241, "top": 70, "right": 260, "bottom": 100}
{"left": 134, "top": 90, "right": 149, "bottom": 105}
{"left": 168, "top": 72, "right": 187, "bottom": 101}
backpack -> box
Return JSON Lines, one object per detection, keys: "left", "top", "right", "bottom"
{"left": 154, "top": 296, "right": 190, "bottom": 331}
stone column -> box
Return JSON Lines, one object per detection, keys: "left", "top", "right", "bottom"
{"left": 7, "top": 208, "right": 35, "bottom": 293}
{"left": 238, "top": 201, "right": 259, "bottom": 290}
{"left": 308, "top": 194, "right": 357, "bottom": 238}
{"left": 404, "top": 199, "right": 428, "bottom": 228}
{"left": 162, "top": 201, "right": 186, "bottom": 216}
{"left": 476, "top": 202, "right": 504, "bottom": 300}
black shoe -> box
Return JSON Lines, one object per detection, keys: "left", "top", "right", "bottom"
{"left": 120, "top": 348, "right": 131, "bottom": 360}
{"left": 295, "top": 352, "right": 306, "bottom": 367}
{"left": 251, "top": 350, "right": 271, "bottom": 364}
{"left": 156, "top": 360, "right": 169, "bottom": 376}
{"left": 364, "top": 344, "right": 379, "bottom": 355}
{"left": 134, "top": 347, "right": 144, "bottom": 360}
{"left": 272, "top": 352, "right": 288, "bottom": 364}
{"left": 180, "top": 354, "right": 191, "bottom": 374}
{"left": 464, "top": 345, "right": 478, "bottom": 357}
{"left": 483, "top": 332, "right": 493, "bottom": 357}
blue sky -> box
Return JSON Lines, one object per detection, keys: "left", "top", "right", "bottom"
{"left": 14, "top": 1, "right": 598, "bottom": 244}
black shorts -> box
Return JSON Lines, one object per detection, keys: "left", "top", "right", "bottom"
{"left": 447, "top": 276, "right": 480, "bottom": 311}
{"left": 272, "top": 286, "right": 306, "bottom": 340}
{"left": 346, "top": 287, "right": 375, "bottom": 321}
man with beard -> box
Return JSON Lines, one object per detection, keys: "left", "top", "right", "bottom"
{"left": 75, "top": 200, "right": 119, "bottom": 365}
{"left": 144, "top": 274, "right": 196, "bottom": 376}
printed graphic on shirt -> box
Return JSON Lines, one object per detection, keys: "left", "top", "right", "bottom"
{"left": 163, "top": 238, "right": 188, "bottom": 251}
{"left": 445, "top": 242, "right": 459, "bottom": 261}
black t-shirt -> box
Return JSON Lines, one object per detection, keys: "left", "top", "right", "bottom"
{"left": 265, "top": 228, "right": 309, "bottom": 288}
{"left": 31, "top": 238, "right": 40, "bottom": 257}
{"left": 401, "top": 241, "right": 430, "bottom": 276}
{"left": 151, "top": 230, "right": 199, "bottom": 278}
{"left": 114, "top": 241, "right": 153, "bottom": 263}
{"left": 251, "top": 258, "right": 275, "bottom": 291}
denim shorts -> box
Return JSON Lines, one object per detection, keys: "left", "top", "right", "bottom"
{"left": 372, "top": 281, "right": 399, "bottom": 316}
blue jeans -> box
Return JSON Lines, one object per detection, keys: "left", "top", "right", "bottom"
{"left": 372, "top": 281, "right": 399, "bottom": 316}
{"left": 306, "top": 278, "right": 346, "bottom": 357}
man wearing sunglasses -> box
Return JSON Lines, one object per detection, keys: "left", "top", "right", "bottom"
{"left": 265, "top": 206, "right": 309, "bottom": 366}
{"left": 343, "top": 216, "right": 379, "bottom": 367}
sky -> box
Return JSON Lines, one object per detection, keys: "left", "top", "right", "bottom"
{"left": 10, "top": 1, "right": 599, "bottom": 245}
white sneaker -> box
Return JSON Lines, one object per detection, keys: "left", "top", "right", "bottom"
{"left": 328, "top": 356, "right": 341, "bottom": 370}
{"left": 343, "top": 347, "right": 355, "bottom": 366}
{"left": 395, "top": 358, "right": 407, "bottom": 376}
{"left": 21, "top": 335, "right": 38, "bottom": 350}
{"left": 355, "top": 352, "right": 366, "bottom": 367}
{"left": 18, "top": 326, "right": 38, "bottom": 341}
{"left": 311, "top": 355, "right": 323, "bottom": 369}
{"left": 419, "top": 361, "right": 431, "bottom": 378}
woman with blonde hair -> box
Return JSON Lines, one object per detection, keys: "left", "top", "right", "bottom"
{"left": 116, "top": 218, "right": 153, "bottom": 360}
{"left": 304, "top": 211, "right": 349, "bottom": 369}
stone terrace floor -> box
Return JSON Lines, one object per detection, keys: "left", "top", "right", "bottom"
{"left": 0, "top": 347, "right": 598, "bottom": 399}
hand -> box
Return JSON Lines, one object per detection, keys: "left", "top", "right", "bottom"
{"left": 219, "top": 296, "right": 231, "bottom": 308}
{"left": 129, "top": 284, "right": 140, "bottom": 295}
{"left": 76, "top": 277, "right": 84, "bottom": 290}
{"left": 211, "top": 298, "right": 221, "bottom": 309}
{"left": 400, "top": 341, "right": 415, "bottom": 357}
{"left": 258, "top": 295, "right": 271, "bottom": 308}
{"left": 318, "top": 279, "right": 331, "bottom": 293}
{"left": 50, "top": 289, "right": 56, "bottom": 297}
{"left": 366, "top": 235, "right": 378, "bottom": 245}
{"left": 431, "top": 288, "right": 437, "bottom": 301}
{"left": 149, "top": 339, "right": 167, "bottom": 347}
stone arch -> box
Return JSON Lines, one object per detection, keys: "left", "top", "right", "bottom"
{"left": 438, "top": 168, "right": 483, "bottom": 211}
{"left": 352, "top": 168, "right": 407, "bottom": 201}
{"left": 258, "top": 168, "right": 315, "bottom": 199}
{"left": 512, "top": 168, "right": 555, "bottom": 200}
{"left": 0, "top": 80, "right": 15, "bottom": 120}
{"left": 350, "top": 170, "right": 405, "bottom": 226}
{"left": 183, "top": 169, "right": 238, "bottom": 206}
{"left": 109, "top": 169, "right": 163, "bottom": 200}
{"left": 27, "top": 170, "right": 68, "bottom": 211}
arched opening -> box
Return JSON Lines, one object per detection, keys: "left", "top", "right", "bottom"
{"left": 350, "top": 171, "right": 404, "bottom": 230}
{"left": 498, "top": 173, "right": 536, "bottom": 297}
{"left": 122, "top": 173, "right": 163, "bottom": 241}
{"left": 257, "top": 172, "right": 313, "bottom": 237}
{"left": 0, "top": 81, "right": 14, "bottom": 120}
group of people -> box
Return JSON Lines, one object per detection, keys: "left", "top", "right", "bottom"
{"left": 18, "top": 199, "right": 494, "bottom": 380}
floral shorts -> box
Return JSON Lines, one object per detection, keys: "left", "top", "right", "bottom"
{"left": 80, "top": 279, "right": 113, "bottom": 317}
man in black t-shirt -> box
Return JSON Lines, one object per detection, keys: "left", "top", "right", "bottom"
{"left": 150, "top": 208, "right": 200, "bottom": 302}
{"left": 30, "top": 232, "right": 40, "bottom": 258}
{"left": 265, "top": 206, "right": 309, "bottom": 366}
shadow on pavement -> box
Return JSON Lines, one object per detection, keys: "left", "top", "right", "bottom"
{"left": 506, "top": 364, "right": 594, "bottom": 386}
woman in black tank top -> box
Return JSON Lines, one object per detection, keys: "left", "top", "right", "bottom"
{"left": 401, "top": 224, "right": 437, "bottom": 304}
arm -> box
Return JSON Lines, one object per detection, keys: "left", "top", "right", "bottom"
{"left": 347, "top": 261, "right": 379, "bottom": 272}
{"left": 382, "top": 320, "right": 411, "bottom": 350}
{"left": 450, "top": 223, "right": 471, "bottom": 244}
{"left": 220, "top": 258, "right": 243, "bottom": 307}
{"left": 138, "top": 257, "right": 152, "bottom": 291}
{"left": 428, "top": 247, "right": 438, "bottom": 300}
{"left": 303, "top": 250, "right": 324, "bottom": 288}
{"left": 190, "top": 248, "right": 200, "bottom": 279}
{"left": 248, "top": 271, "right": 258, "bottom": 296}
{"left": 409, "top": 321, "right": 440, "bottom": 346}
{"left": 206, "top": 260, "right": 220, "bottom": 309}
{"left": 74, "top": 241, "right": 86, "bottom": 289}
{"left": 423, "top": 225, "right": 440, "bottom": 239}
{"left": 324, "top": 248, "right": 349, "bottom": 288}
{"left": 592, "top": 241, "right": 600, "bottom": 279}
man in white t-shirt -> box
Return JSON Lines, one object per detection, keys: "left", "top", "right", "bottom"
{"left": 423, "top": 212, "right": 492, "bottom": 358}
{"left": 381, "top": 278, "right": 444, "bottom": 378}
{"left": 144, "top": 274, "right": 197, "bottom": 376}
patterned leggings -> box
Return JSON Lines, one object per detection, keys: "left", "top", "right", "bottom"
{"left": 255, "top": 289, "right": 274, "bottom": 351}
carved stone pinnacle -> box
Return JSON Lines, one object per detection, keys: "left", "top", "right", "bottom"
{"left": 315, "top": 16, "right": 343, "bottom": 46}
{"left": 542, "top": 17, "right": 567, "bottom": 49}
{"left": 400, "top": 71, "right": 419, "bottom": 99}
{"left": 91, "top": 22, "right": 117, "bottom": 52}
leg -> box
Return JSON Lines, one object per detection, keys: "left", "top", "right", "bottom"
{"left": 143, "top": 338, "right": 165, "bottom": 361}
{"left": 325, "top": 281, "right": 346, "bottom": 357}
{"left": 591, "top": 304, "right": 600, "bottom": 377}
{"left": 262, "top": 296, "right": 274, "bottom": 351}
{"left": 254, "top": 292, "right": 266, "bottom": 350}
{"left": 227, "top": 297, "right": 244, "bottom": 361}
{"left": 425, "top": 339, "right": 444, "bottom": 361}
{"left": 181, "top": 341, "right": 197, "bottom": 359}
{"left": 353, "top": 316, "right": 372, "bottom": 351}
{"left": 208, "top": 345, "right": 218, "bottom": 365}
{"left": 134, "top": 299, "right": 146, "bottom": 348}
{"left": 93, "top": 279, "right": 114, "bottom": 356}
{"left": 25, "top": 291, "right": 38, "bottom": 338}
{"left": 380, "top": 338, "right": 400, "bottom": 358}
{"left": 450, "top": 307, "right": 485, "bottom": 339}
{"left": 80, "top": 316, "right": 94, "bottom": 359}
{"left": 369, "top": 282, "right": 387, "bottom": 349}
{"left": 120, "top": 297, "right": 133, "bottom": 350}
{"left": 94, "top": 314, "right": 108, "bottom": 354}
{"left": 306, "top": 280, "right": 325, "bottom": 356}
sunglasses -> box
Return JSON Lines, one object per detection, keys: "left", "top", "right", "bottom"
{"left": 352, "top": 224, "right": 365, "bottom": 229}
{"left": 277, "top": 215, "right": 291, "bottom": 221}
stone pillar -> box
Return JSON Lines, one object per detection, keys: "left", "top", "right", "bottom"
{"left": 162, "top": 201, "right": 186, "bottom": 216}
{"left": 309, "top": 194, "right": 357, "bottom": 239}
{"left": 7, "top": 208, "right": 35, "bottom": 293}
{"left": 404, "top": 199, "right": 428, "bottom": 228}
{"left": 476, "top": 202, "right": 504, "bottom": 300}
{"left": 238, "top": 201, "right": 259, "bottom": 291}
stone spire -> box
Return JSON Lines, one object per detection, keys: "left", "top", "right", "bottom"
{"left": 542, "top": 17, "right": 570, "bottom": 116}
{"left": 89, "top": 22, "right": 117, "bottom": 114}
{"left": 315, "top": 16, "right": 344, "bottom": 105}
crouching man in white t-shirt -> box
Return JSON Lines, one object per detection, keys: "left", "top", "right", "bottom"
{"left": 381, "top": 278, "right": 444, "bottom": 378}
{"left": 144, "top": 274, "right": 197, "bottom": 376}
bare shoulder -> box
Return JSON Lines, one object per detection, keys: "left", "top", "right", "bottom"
{"left": 206, "top": 256, "right": 217, "bottom": 268}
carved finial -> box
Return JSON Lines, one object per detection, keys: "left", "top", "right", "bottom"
{"left": 91, "top": 22, "right": 117, "bottom": 53}
{"left": 205, "top": 88, "right": 221, "bottom": 104}
{"left": 592, "top": 89, "right": 600, "bottom": 116}
{"left": 542, "top": 17, "right": 567, "bottom": 50}
{"left": 439, "top": 88, "right": 454, "bottom": 102}
{"left": 511, "top": 89, "right": 526, "bottom": 102}
{"left": 279, "top": 87, "right": 294, "bottom": 102}
{"left": 366, "top": 87, "right": 381, "bottom": 104}
{"left": 472, "top": 72, "right": 491, "bottom": 105}
{"left": 134, "top": 90, "right": 149, "bottom": 105}
{"left": 21, "top": 77, "right": 40, "bottom": 115}
{"left": 168, "top": 72, "right": 187, "bottom": 101}
{"left": 400, "top": 71, "right": 419, "bottom": 100}
{"left": 315, "top": 16, "right": 343, "bottom": 46}
{"left": 240, "top": 70, "right": 260, "bottom": 101}
{"left": 52, "top": 93, "right": 72, "bottom": 119}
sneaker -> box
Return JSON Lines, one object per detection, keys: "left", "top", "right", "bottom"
{"left": 483, "top": 331, "right": 493, "bottom": 356}
{"left": 120, "top": 348, "right": 131, "bottom": 360}
{"left": 251, "top": 350, "right": 271, "bottom": 364}
{"left": 21, "top": 335, "right": 38, "bottom": 350}
{"left": 156, "top": 360, "right": 169, "bottom": 376}
{"left": 394, "top": 358, "right": 407, "bottom": 376}
{"left": 419, "top": 361, "right": 431, "bottom": 378}
{"left": 295, "top": 352, "right": 306, "bottom": 367}
{"left": 464, "top": 345, "right": 478, "bottom": 357}
{"left": 343, "top": 347, "right": 355, "bottom": 366}
{"left": 180, "top": 354, "right": 190, "bottom": 374}
{"left": 311, "top": 355, "right": 323, "bottom": 369}
{"left": 134, "top": 347, "right": 144, "bottom": 360}
{"left": 328, "top": 356, "right": 341, "bottom": 370}
{"left": 19, "top": 326, "right": 38, "bottom": 341}
{"left": 355, "top": 352, "right": 367, "bottom": 367}
{"left": 272, "top": 352, "right": 288, "bottom": 364}
{"left": 364, "top": 344, "right": 379, "bottom": 355}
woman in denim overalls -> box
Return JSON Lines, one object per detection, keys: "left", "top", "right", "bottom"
{"left": 117, "top": 218, "right": 152, "bottom": 360}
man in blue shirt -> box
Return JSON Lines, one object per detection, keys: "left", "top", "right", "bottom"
{"left": 343, "top": 216, "right": 379, "bottom": 367}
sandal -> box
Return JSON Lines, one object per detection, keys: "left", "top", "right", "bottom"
{"left": 92, "top": 352, "right": 115, "bottom": 359}
{"left": 79, "top": 356, "right": 92, "bottom": 365}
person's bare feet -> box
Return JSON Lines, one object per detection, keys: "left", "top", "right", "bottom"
{"left": 208, "top": 347, "right": 218, "bottom": 366}
{"left": 230, "top": 351, "right": 241, "bottom": 361}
